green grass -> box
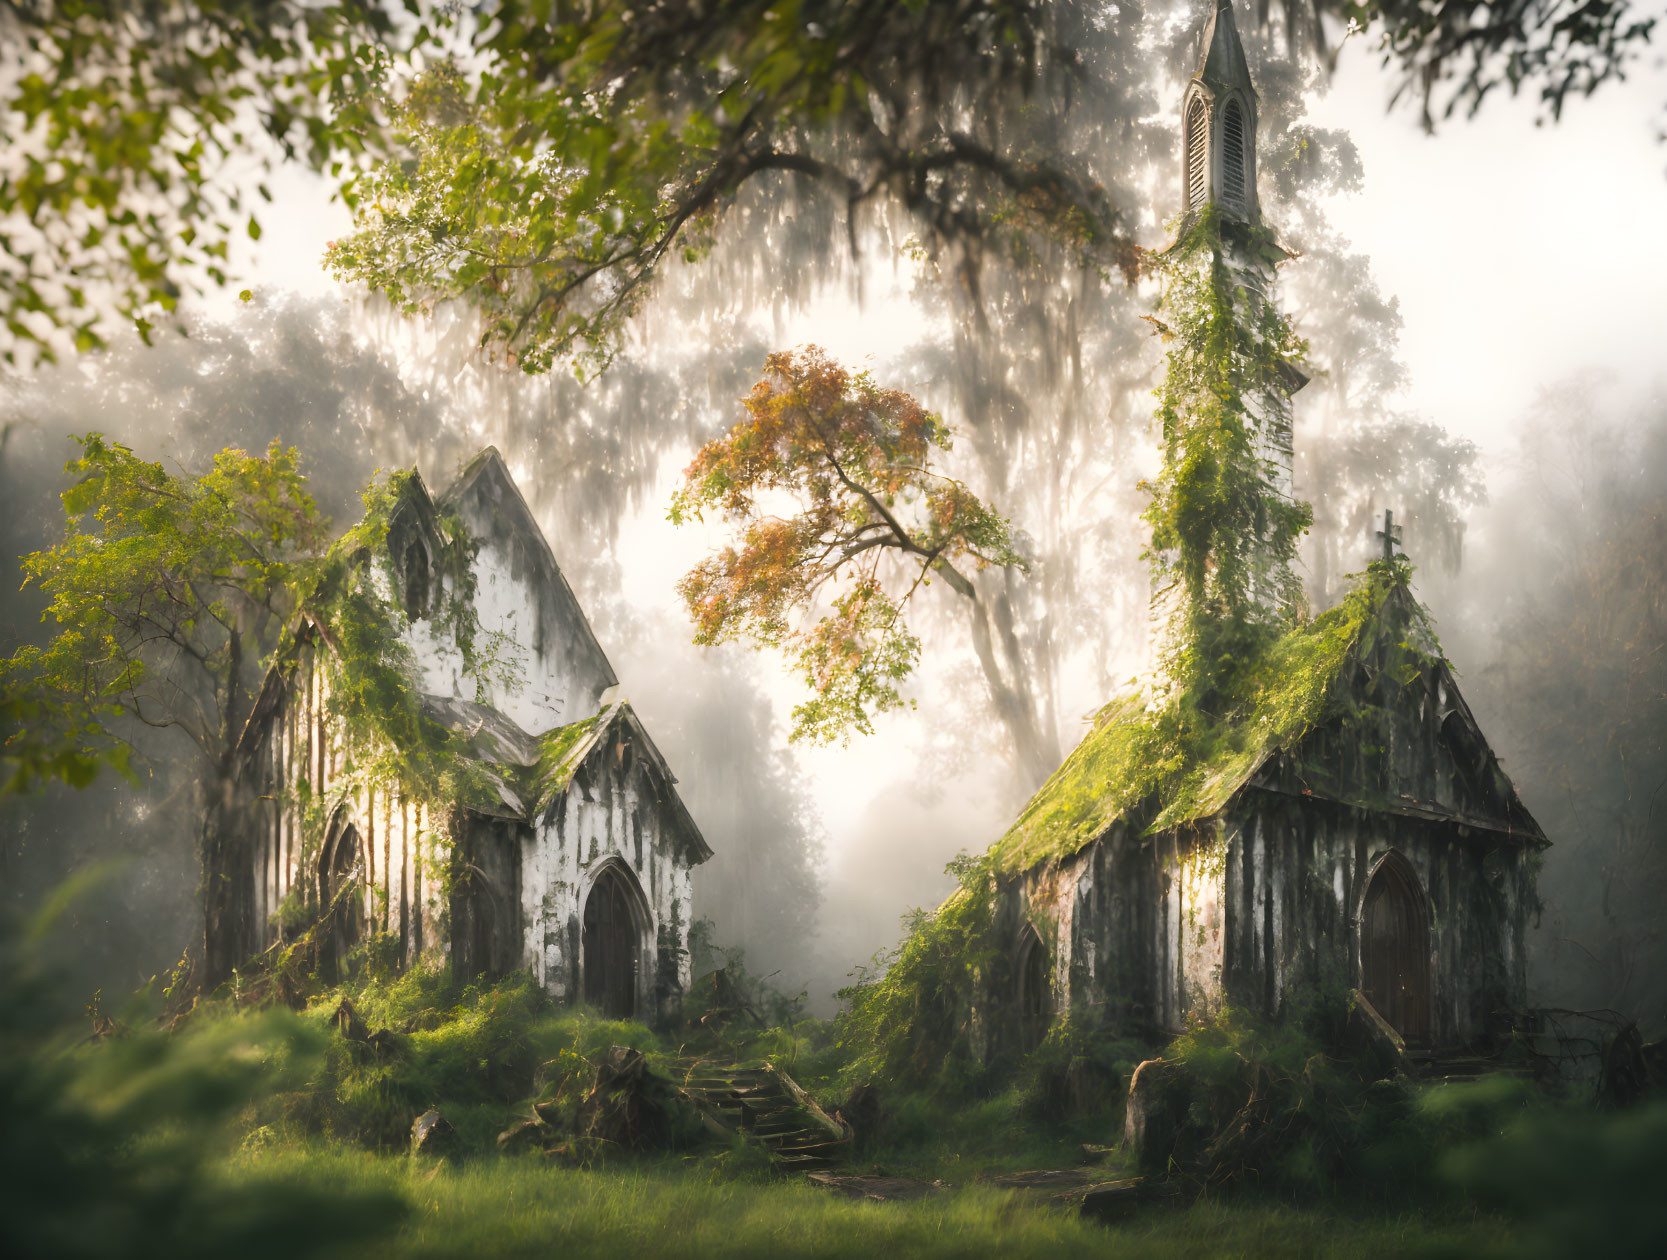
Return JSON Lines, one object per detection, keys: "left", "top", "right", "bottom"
{"left": 220, "top": 1145, "right": 1513, "bottom": 1260}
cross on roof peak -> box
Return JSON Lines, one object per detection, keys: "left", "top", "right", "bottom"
{"left": 1376, "top": 510, "right": 1404, "bottom": 564}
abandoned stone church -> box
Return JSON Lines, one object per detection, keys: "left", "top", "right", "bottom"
{"left": 983, "top": 2, "right": 1545, "bottom": 1054}
{"left": 230, "top": 448, "right": 710, "bottom": 1020}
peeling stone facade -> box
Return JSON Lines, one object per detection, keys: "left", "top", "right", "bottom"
{"left": 233, "top": 448, "right": 710, "bottom": 1020}
{"left": 994, "top": 579, "right": 1546, "bottom": 1053}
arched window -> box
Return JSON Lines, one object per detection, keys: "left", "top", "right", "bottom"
{"left": 1361, "top": 852, "right": 1432, "bottom": 1044}
{"left": 400, "top": 534, "right": 430, "bottom": 622}
{"left": 1185, "top": 97, "right": 1209, "bottom": 212}
{"left": 318, "top": 815, "right": 364, "bottom": 983}
{"left": 1220, "top": 100, "right": 1247, "bottom": 212}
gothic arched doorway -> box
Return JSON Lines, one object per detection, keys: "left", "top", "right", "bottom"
{"left": 318, "top": 817, "right": 363, "bottom": 983}
{"left": 1361, "top": 852, "right": 1432, "bottom": 1044}
{"left": 583, "top": 863, "right": 645, "bottom": 1019}
{"left": 1015, "top": 922, "right": 1053, "bottom": 1052}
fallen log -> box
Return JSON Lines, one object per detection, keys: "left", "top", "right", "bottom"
{"left": 763, "top": 1061, "right": 850, "bottom": 1144}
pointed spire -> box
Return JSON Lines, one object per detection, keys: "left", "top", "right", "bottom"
{"left": 1180, "top": 0, "right": 1260, "bottom": 221}
{"left": 1197, "top": 0, "right": 1255, "bottom": 97}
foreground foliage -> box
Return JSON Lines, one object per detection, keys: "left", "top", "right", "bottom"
{"left": 0, "top": 889, "right": 406, "bottom": 1260}
{"left": 9, "top": 894, "right": 1667, "bottom": 1259}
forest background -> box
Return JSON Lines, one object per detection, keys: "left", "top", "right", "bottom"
{"left": 3, "top": 0, "right": 1666, "bottom": 1036}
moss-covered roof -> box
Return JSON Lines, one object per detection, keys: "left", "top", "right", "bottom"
{"left": 530, "top": 707, "right": 609, "bottom": 809}
{"left": 989, "top": 563, "right": 1427, "bottom": 873}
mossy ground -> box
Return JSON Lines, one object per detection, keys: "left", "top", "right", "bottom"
{"left": 214, "top": 1145, "right": 1519, "bottom": 1260}
{"left": 13, "top": 941, "right": 1666, "bottom": 1260}
{"left": 220, "top": 970, "right": 1620, "bottom": 1257}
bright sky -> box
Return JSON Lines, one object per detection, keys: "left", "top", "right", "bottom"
{"left": 1308, "top": 37, "right": 1667, "bottom": 455}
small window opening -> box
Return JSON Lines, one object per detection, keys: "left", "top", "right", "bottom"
{"left": 1221, "top": 101, "right": 1247, "bottom": 211}
{"left": 401, "top": 536, "right": 430, "bottom": 622}
{"left": 1185, "top": 98, "right": 1209, "bottom": 211}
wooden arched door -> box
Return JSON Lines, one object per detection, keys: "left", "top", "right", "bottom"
{"left": 1361, "top": 853, "right": 1431, "bottom": 1044}
{"left": 1016, "top": 923, "right": 1053, "bottom": 1052}
{"left": 318, "top": 819, "right": 363, "bottom": 984}
{"left": 583, "top": 865, "right": 643, "bottom": 1019}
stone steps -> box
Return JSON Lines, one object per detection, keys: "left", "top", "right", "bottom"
{"left": 668, "top": 1054, "right": 850, "bottom": 1171}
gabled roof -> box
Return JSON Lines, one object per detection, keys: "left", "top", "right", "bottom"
{"left": 440, "top": 446, "right": 618, "bottom": 695}
{"left": 989, "top": 565, "right": 1546, "bottom": 874}
{"left": 414, "top": 691, "right": 710, "bottom": 866}
{"left": 232, "top": 451, "right": 708, "bottom": 866}
{"left": 526, "top": 698, "right": 713, "bottom": 864}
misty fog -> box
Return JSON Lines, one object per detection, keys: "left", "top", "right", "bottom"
{"left": 3, "top": 1, "right": 1664, "bottom": 1033}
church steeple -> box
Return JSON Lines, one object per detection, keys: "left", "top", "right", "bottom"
{"left": 1181, "top": 0, "right": 1260, "bottom": 222}
{"left": 1144, "top": 0, "right": 1308, "bottom": 658}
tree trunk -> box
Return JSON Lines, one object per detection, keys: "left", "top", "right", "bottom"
{"left": 943, "top": 572, "right": 1061, "bottom": 788}
{"left": 199, "top": 760, "right": 254, "bottom": 993}
{"left": 199, "top": 629, "right": 252, "bottom": 994}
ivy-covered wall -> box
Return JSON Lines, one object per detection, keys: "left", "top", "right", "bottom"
{"left": 1001, "top": 584, "right": 1543, "bottom": 1047}
{"left": 242, "top": 633, "right": 449, "bottom": 979}
{"left": 232, "top": 449, "right": 709, "bottom": 1021}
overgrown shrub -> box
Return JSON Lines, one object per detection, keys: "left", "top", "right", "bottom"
{"left": 1141, "top": 1010, "right": 1539, "bottom": 1201}
{"left": 833, "top": 855, "right": 998, "bottom": 1090}
{"left": 0, "top": 897, "right": 405, "bottom": 1259}
{"left": 1020, "top": 1011, "right": 1148, "bottom": 1133}
{"left": 258, "top": 965, "right": 663, "bottom": 1152}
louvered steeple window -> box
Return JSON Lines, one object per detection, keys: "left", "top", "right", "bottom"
{"left": 1185, "top": 98, "right": 1209, "bottom": 212}
{"left": 1221, "top": 100, "right": 1247, "bottom": 212}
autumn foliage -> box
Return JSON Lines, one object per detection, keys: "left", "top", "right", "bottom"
{"left": 672, "top": 348, "right": 1022, "bottom": 743}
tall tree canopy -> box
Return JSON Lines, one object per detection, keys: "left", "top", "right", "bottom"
{"left": 326, "top": 0, "right": 1133, "bottom": 373}
{"left": 6, "top": 0, "right": 1657, "bottom": 367}
{"left": 0, "top": 435, "right": 327, "bottom": 796}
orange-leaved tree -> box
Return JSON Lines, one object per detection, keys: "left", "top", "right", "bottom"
{"left": 671, "top": 347, "right": 1025, "bottom": 747}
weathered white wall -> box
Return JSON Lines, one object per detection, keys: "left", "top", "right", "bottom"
{"left": 521, "top": 719, "right": 697, "bottom": 1018}
{"left": 405, "top": 534, "right": 612, "bottom": 737}
{"left": 431, "top": 453, "right": 616, "bottom": 736}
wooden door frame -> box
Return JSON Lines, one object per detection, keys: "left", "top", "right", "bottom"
{"left": 1355, "top": 848, "right": 1434, "bottom": 1045}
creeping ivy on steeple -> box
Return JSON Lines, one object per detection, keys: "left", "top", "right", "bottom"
{"left": 1181, "top": 0, "right": 1260, "bottom": 223}
{"left": 1145, "top": 1, "right": 1311, "bottom": 692}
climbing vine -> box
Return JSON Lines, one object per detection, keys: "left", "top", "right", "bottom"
{"left": 280, "top": 472, "right": 525, "bottom": 882}
{"left": 835, "top": 853, "right": 1002, "bottom": 1086}
{"left": 1143, "top": 204, "right": 1313, "bottom": 695}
